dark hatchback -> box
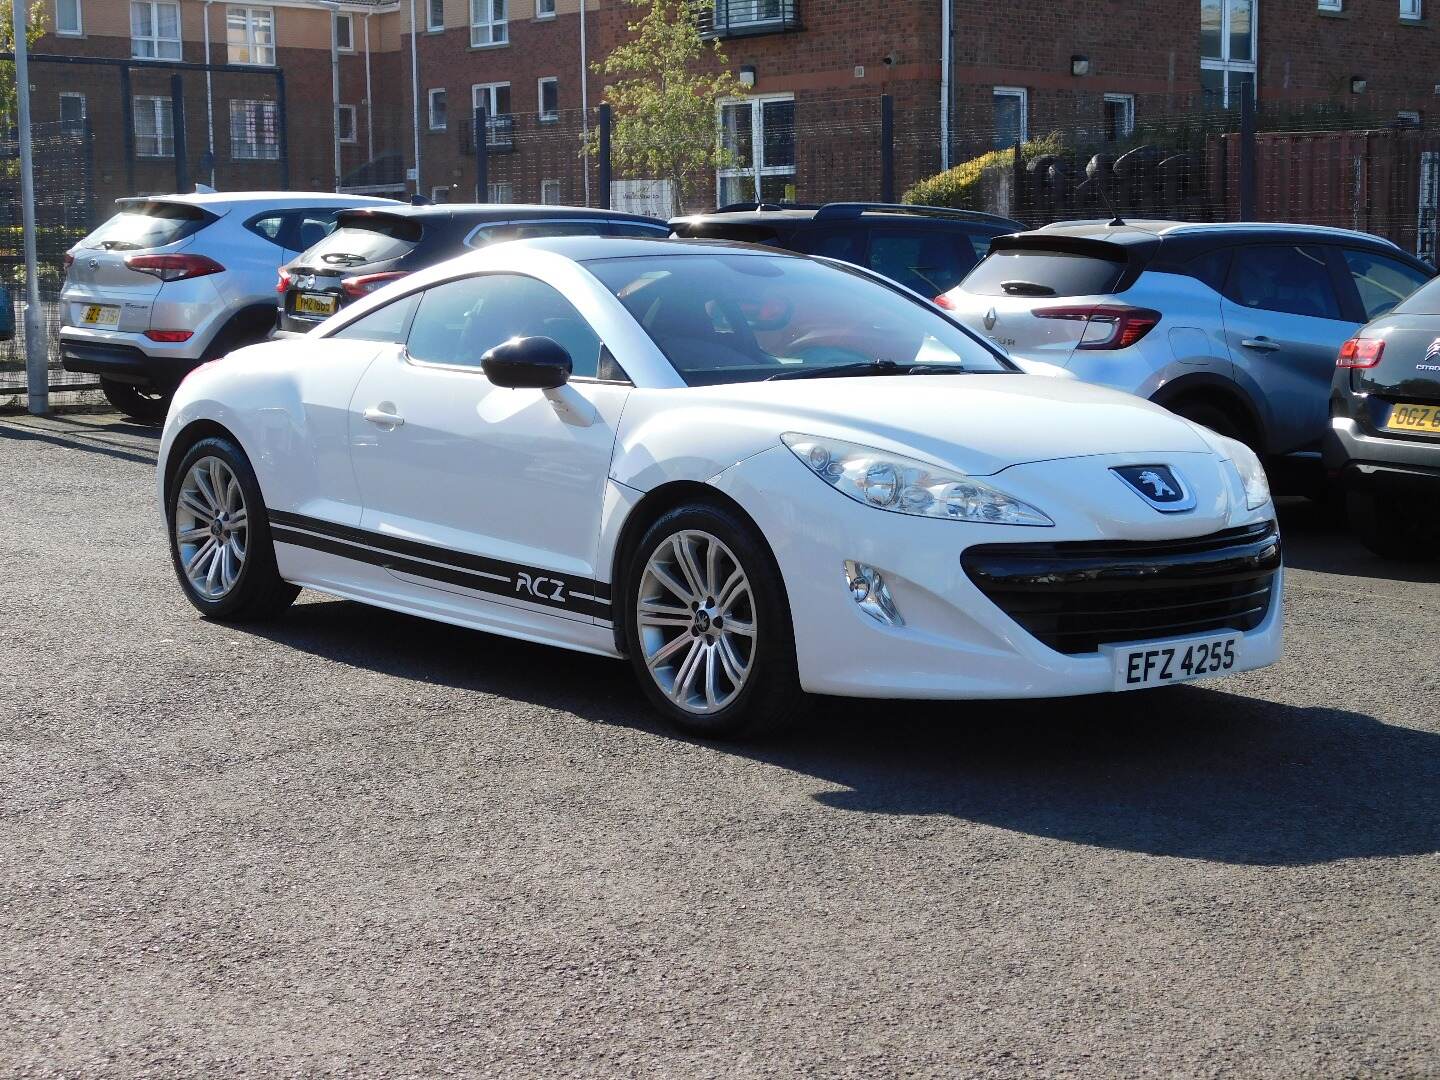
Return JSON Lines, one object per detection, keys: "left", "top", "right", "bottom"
{"left": 276, "top": 204, "right": 669, "bottom": 335}
{"left": 668, "top": 202, "right": 1024, "bottom": 302}
{"left": 1326, "top": 274, "right": 1440, "bottom": 559}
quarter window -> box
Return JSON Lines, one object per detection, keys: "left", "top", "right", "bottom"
{"left": 470, "top": 0, "right": 507, "bottom": 45}
{"left": 1201, "top": 0, "right": 1257, "bottom": 108}
{"left": 133, "top": 96, "right": 174, "bottom": 157}
{"left": 56, "top": 0, "right": 82, "bottom": 35}
{"left": 1342, "top": 250, "right": 1430, "bottom": 320}
{"left": 226, "top": 6, "right": 276, "bottom": 66}
{"left": 332, "top": 293, "right": 420, "bottom": 344}
{"left": 229, "top": 99, "right": 281, "bottom": 160}
{"left": 993, "top": 87, "right": 1028, "bottom": 149}
{"left": 131, "top": 1, "right": 181, "bottom": 60}
{"left": 406, "top": 274, "right": 603, "bottom": 377}
{"left": 717, "top": 95, "right": 795, "bottom": 207}
{"left": 1224, "top": 245, "right": 1342, "bottom": 320}
{"left": 866, "top": 230, "right": 985, "bottom": 298}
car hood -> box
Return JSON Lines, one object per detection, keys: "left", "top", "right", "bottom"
{"left": 613, "top": 373, "right": 1212, "bottom": 485}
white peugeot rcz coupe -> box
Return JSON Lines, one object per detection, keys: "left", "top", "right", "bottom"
{"left": 157, "top": 237, "right": 1283, "bottom": 738}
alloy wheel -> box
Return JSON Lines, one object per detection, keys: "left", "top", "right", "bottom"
{"left": 174, "top": 456, "right": 249, "bottom": 600}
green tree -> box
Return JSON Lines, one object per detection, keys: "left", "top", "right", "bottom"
{"left": 592, "top": 0, "right": 746, "bottom": 216}
{"left": 0, "top": 0, "right": 47, "bottom": 124}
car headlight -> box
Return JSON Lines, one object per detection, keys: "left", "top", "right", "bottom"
{"left": 781, "top": 433, "right": 1053, "bottom": 526}
{"left": 1227, "top": 439, "right": 1271, "bottom": 510}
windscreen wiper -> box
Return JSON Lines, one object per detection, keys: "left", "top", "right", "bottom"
{"left": 999, "top": 280, "right": 1056, "bottom": 296}
{"left": 766, "top": 360, "right": 967, "bottom": 381}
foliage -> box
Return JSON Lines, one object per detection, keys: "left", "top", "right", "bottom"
{"left": 590, "top": 0, "right": 747, "bottom": 216}
{"left": 0, "top": 1, "right": 47, "bottom": 123}
{"left": 903, "top": 133, "right": 1067, "bottom": 210}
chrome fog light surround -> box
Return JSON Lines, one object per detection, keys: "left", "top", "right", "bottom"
{"left": 844, "top": 560, "right": 904, "bottom": 627}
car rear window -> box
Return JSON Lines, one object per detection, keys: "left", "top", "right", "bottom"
{"left": 671, "top": 221, "right": 784, "bottom": 245}
{"left": 78, "top": 201, "right": 211, "bottom": 251}
{"left": 961, "top": 247, "right": 1127, "bottom": 298}
{"left": 1375, "top": 259, "right": 1440, "bottom": 316}
{"left": 301, "top": 213, "right": 423, "bottom": 266}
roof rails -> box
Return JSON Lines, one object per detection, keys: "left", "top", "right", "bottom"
{"left": 812, "top": 202, "right": 1024, "bottom": 228}
{"left": 712, "top": 201, "right": 823, "bottom": 213}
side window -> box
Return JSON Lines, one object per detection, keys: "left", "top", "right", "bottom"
{"left": 289, "top": 210, "right": 339, "bottom": 253}
{"left": 802, "top": 228, "right": 864, "bottom": 264}
{"left": 1343, "top": 249, "right": 1431, "bottom": 320}
{"left": 1224, "top": 245, "right": 1343, "bottom": 320}
{"left": 329, "top": 293, "right": 419, "bottom": 343}
{"left": 405, "top": 274, "right": 605, "bottom": 377}
{"left": 246, "top": 214, "right": 286, "bottom": 244}
{"left": 867, "top": 229, "right": 973, "bottom": 297}
{"left": 1185, "top": 249, "right": 1232, "bottom": 292}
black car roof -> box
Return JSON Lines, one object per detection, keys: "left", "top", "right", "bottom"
{"left": 672, "top": 202, "right": 1025, "bottom": 232}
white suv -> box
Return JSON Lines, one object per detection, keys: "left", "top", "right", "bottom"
{"left": 60, "top": 191, "right": 397, "bottom": 421}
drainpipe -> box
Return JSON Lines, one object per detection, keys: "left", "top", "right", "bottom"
{"left": 331, "top": 9, "right": 341, "bottom": 191}
{"left": 940, "top": 0, "right": 951, "bottom": 171}
{"left": 409, "top": 0, "right": 421, "bottom": 196}
{"left": 580, "top": 0, "right": 590, "bottom": 204}
{"left": 364, "top": 12, "right": 374, "bottom": 167}
{"left": 203, "top": 0, "right": 215, "bottom": 186}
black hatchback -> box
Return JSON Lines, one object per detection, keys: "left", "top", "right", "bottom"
{"left": 1325, "top": 273, "right": 1440, "bottom": 560}
{"left": 276, "top": 204, "right": 669, "bottom": 335}
{"left": 668, "top": 202, "right": 1024, "bottom": 302}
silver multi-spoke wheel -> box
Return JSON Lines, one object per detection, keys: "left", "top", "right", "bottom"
{"left": 174, "top": 456, "right": 248, "bottom": 601}
{"left": 637, "top": 530, "right": 757, "bottom": 715}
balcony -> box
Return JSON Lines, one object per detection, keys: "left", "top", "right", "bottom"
{"left": 696, "top": 0, "right": 800, "bottom": 39}
{"left": 459, "top": 113, "right": 515, "bottom": 155}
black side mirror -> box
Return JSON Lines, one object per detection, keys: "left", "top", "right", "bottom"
{"left": 480, "top": 336, "right": 572, "bottom": 389}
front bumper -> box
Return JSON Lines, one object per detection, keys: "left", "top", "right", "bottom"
{"left": 1324, "top": 416, "right": 1440, "bottom": 491}
{"left": 709, "top": 446, "right": 1284, "bottom": 700}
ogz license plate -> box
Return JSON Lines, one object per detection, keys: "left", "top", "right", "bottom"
{"left": 1385, "top": 403, "right": 1440, "bottom": 436}
{"left": 296, "top": 292, "right": 337, "bottom": 316}
{"left": 80, "top": 304, "right": 120, "bottom": 327}
{"left": 1103, "top": 632, "right": 1242, "bottom": 691}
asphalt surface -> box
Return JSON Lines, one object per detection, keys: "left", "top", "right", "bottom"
{"left": 2, "top": 411, "right": 1438, "bottom": 1079}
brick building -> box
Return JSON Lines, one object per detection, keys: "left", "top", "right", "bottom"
{"left": 24, "top": 0, "right": 1440, "bottom": 216}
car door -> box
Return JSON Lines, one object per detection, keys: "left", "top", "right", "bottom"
{"left": 346, "top": 272, "right": 629, "bottom": 624}
{"left": 1218, "top": 243, "right": 1355, "bottom": 454}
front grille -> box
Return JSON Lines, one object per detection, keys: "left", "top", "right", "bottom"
{"left": 961, "top": 522, "right": 1281, "bottom": 656}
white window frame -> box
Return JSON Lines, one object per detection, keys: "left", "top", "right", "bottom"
{"left": 1317, "top": 0, "right": 1341, "bottom": 10}
{"left": 488, "top": 181, "right": 514, "bottom": 203}
{"left": 716, "top": 93, "right": 796, "bottom": 206}
{"left": 993, "top": 86, "right": 1029, "bottom": 146}
{"left": 229, "top": 98, "right": 281, "bottom": 160}
{"left": 472, "top": 82, "right": 512, "bottom": 146}
{"left": 1401, "top": 0, "right": 1422, "bottom": 18}
{"left": 337, "top": 103, "right": 357, "bottom": 143}
{"left": 56, "top": 0, "right": 83, "bottom": 36}
{"left": 1103, "top": 92, "right": 1136, "bottom": 139}
{"left": 470, "top": 0, "right": 508, "bottom": 46}
{"left": 536, "top": 0, "right": 556, "bottom": 17}
{"left": 540, "top": 178, "right": 562, "bottom": 204}
{"left": 428, "top": 88, "right": 447, "bottom": 131}
{"left": 226, "top": 6, "right": 276, "bottom": 67}
{"left": 133, "top": 95, "right": 174, "bottom": 157}
{"left": 431, "top": 185, "right": 452, "bottom": 203}
{"left": 131, "top": 1, "right": 182, "bottom": 60}
{"left": 537, "top": 76, "right": 558, "bottom": 121}
{"left": 719, "top": 0, "right": 786, "bottom": 27}
{"left": 59, "top": 92, "right": 86, "bottom": 124}
{"left": 334, "top": 11, "right": 354, "bottom": 51}
{"left": 427, "top": 0, "right": 444, "bottom": 30}
{"left": 1201, "top": 0, "right": 1258, "bottom": 107}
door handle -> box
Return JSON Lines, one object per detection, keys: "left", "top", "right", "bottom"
{"left": 363, "top": 406, "right": 404, "bottom": 427}
{"left": 1241, "top": 337, "right": 1281, "bottom": 352}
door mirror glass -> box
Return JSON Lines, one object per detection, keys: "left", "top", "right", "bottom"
{"left": 481, "top": 335, "right": 573, "bottom": 389}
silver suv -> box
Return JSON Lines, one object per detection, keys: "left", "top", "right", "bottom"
{"left": 938, "top": 220, "right": 1433, "bottom": 462}
{"left": 60, "top": 191, "right": 397, "bottom": 421}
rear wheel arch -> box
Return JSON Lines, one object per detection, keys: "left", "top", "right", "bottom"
{"left": 204, "top": 303, "right": 279, "bottom": 360}
{"left": 1151, "top": 374, "right": 1265, "bottom": 450}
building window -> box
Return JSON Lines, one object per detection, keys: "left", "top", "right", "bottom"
{"left": 337, "top": 104, "right": 357, "bottom": 143}
{"left": 470, "top": 0, "right": 507, "bottom": 45}
{"left": 428, "top": 88, "right": 447, "bottom": 131}
{"left": 59, "top": 92, "right": 86, "bottom": 126}
{"left": 538, "top": 77, "right": 558, "bottom": 121}
{"left": 230, "top": 99, "right": 281, "bottom": 160}
{"left": 537, "top": 0, "right": 555, "bottom": 16}
{"left": 133, "top": 95, "right": 174, "bottom": 157}
{"left": 717, "top": 0, "right": 787, "bottom": 27}
{"left": 432, "top": 185, "right": 453, "bottom": 203}
{"left": 717, "top": 94, "right": 795, "bottom": 206}
{"left": 1201, "top": 0, "right": 1257, "bottom": 108}
{"left": 993, "top": 87, "right": 1028, "bottom": 148}
{"left": 56, "top": 0, "right": 82, "bottom": 36}
{"left": 1401, "top": 0, "right": 1422, "bottom": 16}
{"left": 227, "top": 6, "right": 276, "bottom": 66}
{"left": 131, "top": 2, "right": 181, "bottom": 60}
{"left": 488, "top": 181, "right": 513, "bottom": 202}
{"left": 335, "top": 12, "right": 354, "bottom": 51}
{"left": 472, "top": 82, "right": 512, "bottom": 145}
{"left": 1317, "top": 0, "right": 1341, "bottom": 9}
{"left": 1103, "top": 93, "right": 1136, "bottom": 140}
{"left": 427, "top": 0, "right": 444, "bottom": 30}
{"left": 1399, "top": 110, "right": 1422, "bottom": 126}
{"left": 541, "top": 178, "right": 562, "bottom": 204}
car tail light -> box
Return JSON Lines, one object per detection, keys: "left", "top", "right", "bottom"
{"left": 125, "top": 253, "right": 225, "bottom": 281}
{"left": 276, "top": 267, "right": 293, "bottom": 294}
{"left": 1034, "top": 305, "right": 1161, "bottom": 350}
{"left": 341, "top": 271, "right": 407, "bottom": 299}
{"left": 145, "top": 329, "right": 194, "bottom": 342}
{"left": 933, "top": 293, "right": 957, "bottom": 310}
{"left": 1337, "top": 337, "right": 1384, "bottom": 368}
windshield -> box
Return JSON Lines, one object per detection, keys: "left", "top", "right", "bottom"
{"left": 79, "top": 201, "right": 211, "bottom": 251}
{"left": 585, "top": 253, "right": 1014, "bottom": 386}
{"left": 299, "top": 213, "right": 423, "bottom": 267}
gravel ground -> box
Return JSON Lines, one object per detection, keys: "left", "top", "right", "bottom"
{"left": 2, "top": 411, "right": 1438, "bottom": 1079}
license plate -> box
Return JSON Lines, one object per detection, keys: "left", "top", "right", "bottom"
{"left": 1103, "top": 632, "right": 1242, "bottom": 691}
{"left": 1384, "top": 402, "right": 1440, "bottom": 436}
{"left": 80, "top": 304, "right": 120, "bottom": 327}
{"left": 296, "top": 292, "right": 337, "bottom": 316}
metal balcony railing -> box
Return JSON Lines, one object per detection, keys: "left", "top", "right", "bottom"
{"left": 696, "top": 0, "right": 800, "bottom": 38}
{"left": 460, "top": 113, "right": 515, "bottom": 155}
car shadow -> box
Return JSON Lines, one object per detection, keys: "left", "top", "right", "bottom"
{"left": 0, "top": 414, "right": 160, "bottom": 466}
{"left": 1275, "top": 495, "right": 1440, "bottom": 584}
{"left": 240, "top": 597, "right": 1440, "bottom": 868}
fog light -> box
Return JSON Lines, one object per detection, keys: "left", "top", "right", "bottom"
{"left": 844, "top": 560, "right": 903, "bottom": 627}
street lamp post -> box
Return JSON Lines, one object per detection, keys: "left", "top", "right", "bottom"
{"left": 13, "top": 0, "right": 47, "bottom": 414}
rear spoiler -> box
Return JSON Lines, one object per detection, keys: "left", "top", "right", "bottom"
{"left": 113, "top": 197, "right": 223, "bottom": 222}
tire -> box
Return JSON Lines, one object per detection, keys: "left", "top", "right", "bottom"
{"left": 623, "top": 503, "right": 805, "bottom": 739}
{"left": 166, "top": 436, "right": 300, "bottom": 620}
{"left": 1346, "top": 488, "right": 1440, "bottom": 561}
{"left": 1168, "top": 398, "right": 1248, "bottom": 446}
{"left": 101, "top": 378, "right": 172, "bottom": 424}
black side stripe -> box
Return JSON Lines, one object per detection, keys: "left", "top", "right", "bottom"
{"left": 269, "top": 510, "right": 612, "bottom": 620}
